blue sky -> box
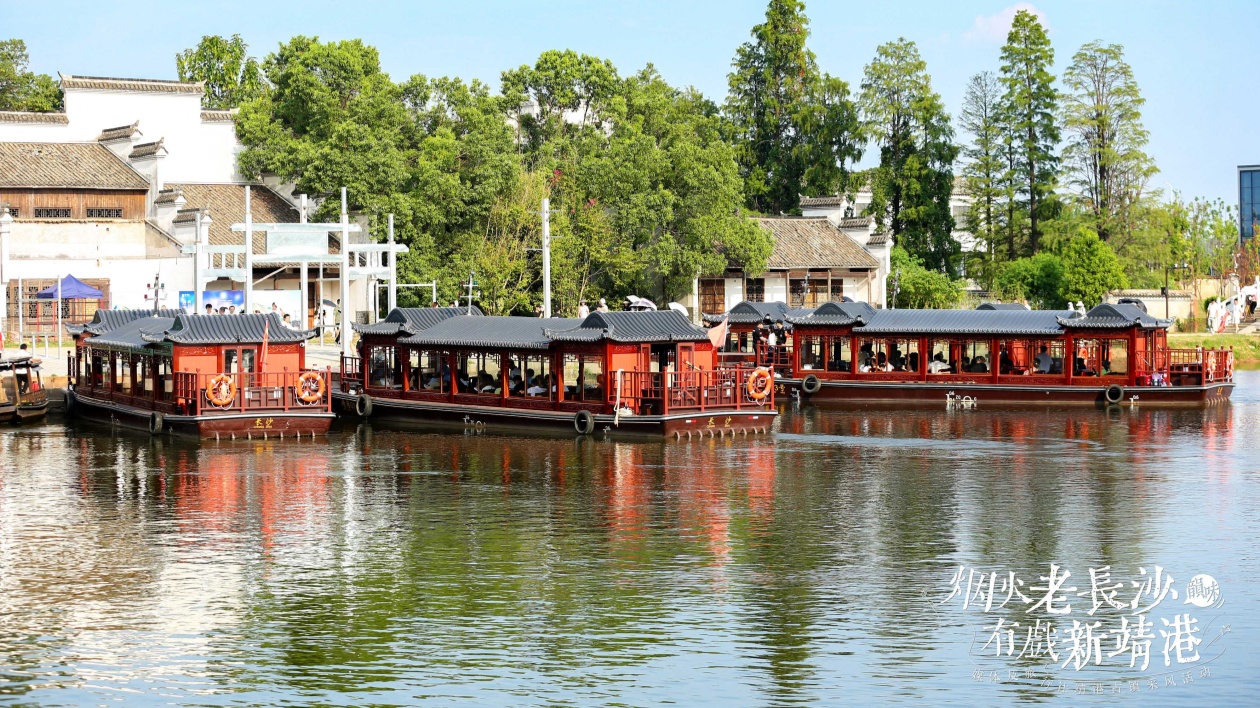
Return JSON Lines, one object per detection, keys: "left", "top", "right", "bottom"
{"left": 6, "top": 0, "right": 1254, "bottom": 205}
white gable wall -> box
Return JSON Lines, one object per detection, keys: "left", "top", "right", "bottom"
{"left": 0, "top": 88, "right": 239, "bottom": 183}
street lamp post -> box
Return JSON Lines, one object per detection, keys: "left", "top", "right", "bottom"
{"left": 1164, "top": 263, "right": 1189, "bottom": 320}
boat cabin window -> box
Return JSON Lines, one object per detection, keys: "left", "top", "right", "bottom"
{"left": 997, "top": 340, "right": 1065, "bottom": 375}
{"left": 224, "top": 348, "right": 258, "bottom": 375}
{"left": 826, "top": 336, "right": 851, "bottom": 372}
{"left": 92, "top": 352, "right": 106, "bottom": 387}
{"left": 119, "top": 354, "right": 134, "bottom": 394}
{"left": 458, "top": 353, "right": 501, "bottom": 395}
{"left": 562, "top": 354, "right": 604, "bottom": 402}
{"left": 507, "top": 354, "right": 553, "bottom": 398}
{"left": 156, "top": 356, "right": 173, "bottom": 400}
{"left": 141, "top": 356, "right": 154, "bottom": 394}
{"left": 367, "top": 345, "right": 401, "bottom": 389}
{"left": 726, "top": 330, "right": 756, "bottom": 354}
{"left": 928, "top": 339, "right": 991, "bottom": 374}
{"left": 411, "top": 350, "right": 449, "bottom": 393}
{"left": 1074, "top": 338, "right": 1128, "bottom": 377}
{"left": 857, "top": 338, "right": 920, "bottom": 372}
{"left": 798, "top": 335, "right": 823, "bottom": 370}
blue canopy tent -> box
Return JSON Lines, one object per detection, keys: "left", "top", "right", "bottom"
{"left": 35, "top": 275, "right": 104, "bottom": 300}
{"left": 33, "top": 275, "right": 104, "bottom": 351}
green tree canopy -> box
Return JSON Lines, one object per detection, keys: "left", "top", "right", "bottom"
{"left": 1058, "top": 227, "right": 1127, "bottom": 306}
{"left": 860, "top": 38, "right": 959, "bottom": 275}
{"left": 1061, "top": 41, "right": 1157, "bottom": 243}
{"left": 959, "top": 71, "right": 1003, "bottom": 275}
{"left": 176, "top": 34, "right": 265, "bottom": 110}
{"left": 724, "top": 0, "right": 862, "bottom": 214}
{"left": 992, "top": 252, "right": 1064, "bottom": 308}
{"left": 999, "top": 10, "right": 1059, "bottom": 253}
{"left": 0, "top": 39, "right": 62, "bottom": 112}
{"left": 889, "top": 245, "right": 964, "bottom": 308}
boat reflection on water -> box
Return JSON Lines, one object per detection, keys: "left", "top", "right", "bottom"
{"left": 0, "top": 384, "right": 1256, "bottom": 704}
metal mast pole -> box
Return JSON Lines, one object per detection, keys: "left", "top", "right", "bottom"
{"left": 244, "top": 186, "right": 253, "bottom": 314}
{"left": 387, "top": 213, "right": 397, "bottom": 312}
{"left": 340, "top": 187, "right": 352, "bottom": 358}
{"left": 541, "top": 198, "right": 552, "bottom": 317}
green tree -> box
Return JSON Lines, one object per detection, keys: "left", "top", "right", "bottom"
{"left": 1061, "top": 41, "right": 1157, "bottom": 243}
{"left": 1058, "top": 227, "right": 1127, "bottom": 306}
{"left": 889, "top": 246, "right": 964, "bottom": 308}
{"left": 959, "top": 71, "right": 1003, "bottom": 280}
{"left": 0, "top": 39, "right": 62, "bottom": 111}
{"left": 999, "top": 10, "right": 1059, "bottom": 253}
{"left": 176, "top": 34, "right": 265, "bottom": 110}
{"left": 500, "top": 49, "right": 619, "bottom": 158}
{"left": 860, "top": 38, "right": 959, "bottom": 275}
{"left": 992, "top": 252, "right": 1064, "bottom": 308}
{"left": 724, "top": 0, "right": 862, "bottom": 213}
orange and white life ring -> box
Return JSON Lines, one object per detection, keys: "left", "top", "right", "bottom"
{"left": 298, "top": 371, "right": 326, "bottom": 404}
{"left": 206, "top": 374, "right": 236, "bottom": 407}
{"left": 746, "top": 367, "right": 773, "bottom": 401}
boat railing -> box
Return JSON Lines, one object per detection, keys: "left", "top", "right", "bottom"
{"left": 171, "top": 369, "right": 335, "bottom": 416}
{"left": 616, "top": 366, "right": 772, "bottom": 415}
{"left": 339, "top": 356, "right": 363, "bottom": 393}
{"left": 1166, "top": 347, "right": 1234, "bottom": 384}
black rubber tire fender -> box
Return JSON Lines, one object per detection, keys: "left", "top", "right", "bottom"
{"left": 149, "top": 411, "right": 164, "bottom": 435}
{"left": 356, "top": 393, "right": 374, "bottom": 418}
{"left": 801, "top": 374, "right": 822, "bottom": 395}
{"left": 574, "top": 410, "right": 596, "bottom": 435}
{"left": 1105, "top": 384, "right": 1124, "bottom": 405}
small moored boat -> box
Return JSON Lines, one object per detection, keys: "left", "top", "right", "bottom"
{"left": 335, "top": 307, "right": 777, "bottom": 438}
{"left": 67, "top": 311, "right": 335, "bottom": 437}
{"left": 0, "top": 356, "right": 49, "bottom": 423}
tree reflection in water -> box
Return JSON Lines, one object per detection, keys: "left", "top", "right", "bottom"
{"left": 0, "top": 382, "right": 1256, "bottom": 705}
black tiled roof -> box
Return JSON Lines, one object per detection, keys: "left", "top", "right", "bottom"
{"left": 399, "top": 316, "right": 579, "bottom": 350}
{"left": 86, "top": 316, "right": 177, "bottom": 351}
{"left": 854, "top": 309, "right": 1075, "bottom": 336}
{"left": 142, "top": 313, "right": 315, "bottom": 345}
{"left": 0, "top": 355, "right": 37, "bottom": 370}
{"left": 703, "top": 301, "right": 789, "bottom": 324}
{"left": 1058, "top": 303, "right": 1171, "bottom": 330}
{"left": 548, "top": 310, "right": 711, "bottom": 343}
{"left": 68, "top": 308, "right": 185, "bottom": 336}
{"left": 976, "top": 303, "right": 1031, "bottom": 311}
{"left": 787, "top": 300, "right": 876, "bottom": 325}
{"left": 353, "top": 306, "right": 483, "bottom": 335}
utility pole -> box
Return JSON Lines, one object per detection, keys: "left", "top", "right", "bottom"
{"left": 891, "top": 268, "right": 901, "bottom": 309}
{"left": 339, "top": 187, "right": 351, "bottom": 358}
{"left": 244, "top": 186, "right": 253, "bottom": 314}
{"left": 387, "top": 213, "right": 397, "bottom": 312}
{"left": 462, "top": 271, "right": 478, "bottom": 315}
{"left": 541, "top": 198, "right": 552, "bottom": 317}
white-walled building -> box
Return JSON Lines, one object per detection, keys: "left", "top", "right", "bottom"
{"left": 800, "top": 176, "right": 978, "bottom": 255}
{"left": 694, "top": 216, "right": 888, "bottom": 316}
{"left": 0, "top": 74, "right": 376, "bottom": 337}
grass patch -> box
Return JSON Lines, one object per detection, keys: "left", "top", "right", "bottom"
{"left": 1168, "top": 333, "right": 1260, "bottom": 363}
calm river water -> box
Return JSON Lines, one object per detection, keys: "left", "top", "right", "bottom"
{"left": 2, "top": 374, "right": 1259, "bottom": 706}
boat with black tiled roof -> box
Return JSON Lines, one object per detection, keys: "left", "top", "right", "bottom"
{"left": 777, "top": 302, "right": 1234, "bottom": 406}
{"left": 337, "top": 307, "right": 777, "bottom": 438}
{"left": 0, "top": 355, "right": 48, "bottom": 423}
{"left": 67, "top": 310, "right": 335, "bottom": 437}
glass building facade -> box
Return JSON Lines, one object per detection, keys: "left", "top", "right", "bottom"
{"left": 1241, "top": 166, "right": 1260, "bottom": 241}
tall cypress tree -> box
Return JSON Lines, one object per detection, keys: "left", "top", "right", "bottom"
{"left": 959, "top": 71, "right": 1003, "bottom": 279}
{"left": 999, "top": 10, "right": 1059, "bottom": 254}
{"left": 860, "top": 38, "right": 959, "bottom": 275}
{"left": 725, "top": 0, "right": 861, "bottom": 214}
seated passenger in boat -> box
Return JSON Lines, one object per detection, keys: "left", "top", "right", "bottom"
{"left": 527, "top": 375, "right": 548, "bottom": 397}
{"left": 928, "top": 352, "right": 950, "bottom": 374}
{"left": 907, "top": 352, "right": 919, "bottom": 372}
{"left": 876, "top": 352, "right": 891, "bottom": 372}
{"left": 970, "top": 355, "right": 989, "bottom": 373}
{"left": 1074, "top": 357, "right": 1096, "bottom": 376}
{"left": 999, "top": 349, "right": 1014, "bottom": 375}
{"left": 1034, "top": 345, "right": 1053, "bottom": 374}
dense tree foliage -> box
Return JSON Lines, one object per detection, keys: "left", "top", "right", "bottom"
{"left": 724, "top": 0, "right": 862, "bottom": 214}
{"left": 888, "top": 246, "right": 964, "bottom": 308}
{"left": 176, "top": 35, "right": 265, "bottom": 110}
{"left": 959, "top": 71, "right": 1003, "bottom": 280}
{"left": 1058, "top": 228, "right": 1128, "bottom": 306}
{"left": 998, "top": 10, "right": 1059, "bottom": 254}
{"left": 860, "top": 38, "right": 959, "bottom": 276}
{"left": 0, "top": 39, "right": 61, "bottom": 111}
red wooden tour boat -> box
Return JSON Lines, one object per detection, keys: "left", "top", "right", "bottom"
{"left": 713, "top": 301, "right": 1233, "bottom": 406}
{"left": 67, "top": 310, "right": 335, "bottom": 437}
{"left": 335, "top": 307, "right": 777, "bottom": 438}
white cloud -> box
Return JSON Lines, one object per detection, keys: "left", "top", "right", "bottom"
{"left": 964, "top": 3, "right": 1049, "bottom": 43}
